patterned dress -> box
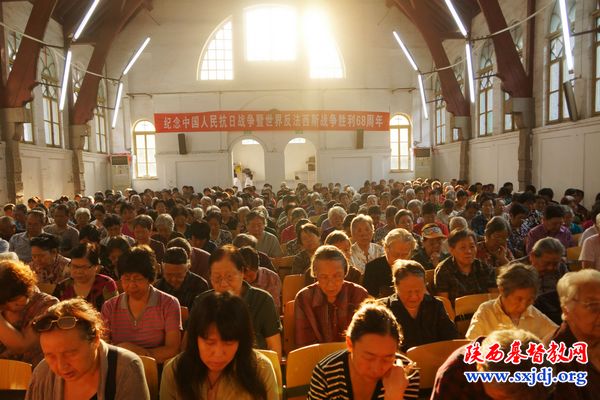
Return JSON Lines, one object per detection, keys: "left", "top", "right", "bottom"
{"left": 53, "top": 274, "right": 118, "bottom": 311}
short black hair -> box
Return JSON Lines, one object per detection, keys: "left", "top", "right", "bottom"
{"left": 189, "top": 220, "right": 210, "bottom": 240}
{"left": 117, "top": 245, "right": 156, "bottom": 281}
{"left": 79, "top": 224, "right": 101, "bottom": 243}
{"left": 163, "top": 247, "right": 188, "bottom": 265}
{"left": 103, "top": 214, "right": 122, "bottom": 229}
{"left": 544, "top": 204, "right": 565, "bottom": 220}
{"left": 30, "top": 233, "right": 60, "bottom": 251}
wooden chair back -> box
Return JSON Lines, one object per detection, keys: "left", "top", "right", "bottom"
{"left": 258, "top": 349, "right": 283, "bottom": 400}
{"left": 272, "top": 256, "right": 296, "bottom": 280}
{"left": 139, "top": 356, "right": 159, "bottom": 400}
{"left": 406, "top": 339, "right": 471, "bottom": 389}
{"left": 286, "top": 342, "right": 347, "bottom": 400}
{"left": 434, "top": 295, "right": 455, "bottom": 321}
{"left": 283, "top": 300, "right": 296, "bottom": 354}
{"left": 282, "top": 274, "right": 305, "bottom": 304}
{"left": 37, "top": 283, "right": 56, "bottom": 295}
{"left": 0, "top": 360, "right": 32, "bottom": 390}
{"left": 454, "top": 293, "right": 497, "bottom": 337}
{"left": 425, "top": 269, "right": 435, "bottom": 293}
{"left": 566, "top": 246, "right": 582, "bottom": 261}
{"left": 180, "top": 306, "right": 189, "bottom": 325}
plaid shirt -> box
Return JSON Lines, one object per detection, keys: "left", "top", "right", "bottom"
{"left": 294, "top": 281, "right": 368, "bottom": 348}
{"left": 476, "top": 241, "right": 514, "bottom": 269}
{"left": 434, "top": 257, "right": 497, "bottom": 303}
{"left": 53, "top": 274, "right": 119, "bottom": 311}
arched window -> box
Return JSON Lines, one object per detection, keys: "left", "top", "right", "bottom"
{"left": 94, "top": 82, "right": 108, "bottom": 153}
{"left": 199, "top": 18, "right": 233, "bottom": 80}
{"left": 478, "top": 41, "right": 494, "bottom": 136}
{"left": 452, "top": 57, "right": 464, "bottom": 141}
{"left": 504, "top": 25, "right": 524, "bottom": 132}
{"left": 434, "top": 78, "right": 446, "bottom": 145}
{"left": 133, "top": 120, "right": 157, "bottom": 178}
{"left": 245, "top": 5, "right": 297, "bottom": 61}
{"left": 593, "top": 3, "right": 600, "bottom": 113}
{"left": 72, "top": 64, "right": 89, "bottom": 150}
{"left": 40, "top": 48, "right": 62, "bottom": 147}
{"left": 390, "top": 114, "right": 411, "bottom": 171}
{"left": 304, "top": 9, "right": 344, "bottom": 79}
{"left": 547, "top": 0, "right": 575, "bottom": 122}
{"left": 8, "top": 32, "right": 34, "bottom": 143}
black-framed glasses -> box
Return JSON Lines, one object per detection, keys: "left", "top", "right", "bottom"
{"left": 33, "top": 316, "right": 79, "bottom": 332}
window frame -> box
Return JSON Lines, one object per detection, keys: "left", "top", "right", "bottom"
{"left": 94, "top": 82, "right": 108, "bottom": 154}
{"left": 133, "top": 121, "right": 157, "bottom": 179}
{"left": 503, "top": 25, "right": 524, "bottom": 132}
{"left": 452, "top": 58, "right": 464, "bottom": 142}
{"left": 593, "top": 10, "right": 600, "bottom": 115}
{"left": 389, "top": 114, "right": 412, "bottom": 172}
{"left": 40, "top": 48, "right": 62, "bottom": 148}
{"left": 434, "top": 78, "right": 446, "bottom": 145}
{"left": 199, "top": 17, "right": 234, "bottom": 81}
{"left": 478, "top": 41, "right": 494, "bottom": 137}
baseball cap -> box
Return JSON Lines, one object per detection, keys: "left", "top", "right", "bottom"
{"left": 421, "top": 223, "right": 446, "bottom": 239}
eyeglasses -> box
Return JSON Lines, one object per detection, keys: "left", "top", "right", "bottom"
{"left": 573, "top": 299, "right": 600, "bottom": 314}
{"left": 211, "top": 273, "right": 240, "bottom": 284}
{"left": 33, "top": 316, "right": 79, "bottom": 332}
{"left": 68, "top": 262, "right": 95, "bottom": 271}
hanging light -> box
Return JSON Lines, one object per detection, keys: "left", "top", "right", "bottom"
{"left": 73, "top": 0, "right": 101, "bottom": 41}
{"left": 59, "top": 50, "right": 72, "bottom": 111}
{"left": 444, "top": 0, "right": 468, "bottom": 38}
{"left": 465, "top": 42, "right": 476, "bottom": 103}
{"left": 122, "top": 37, "right": 151, "bottom": 76}
{"left": 111, "top": 82, "right": 124, "bottom": 128}
{"left": 393, "top": 31, "right": 418, "bottom": 71}
{"left": 558, "top": 0, "right": 574, "bottom": 73}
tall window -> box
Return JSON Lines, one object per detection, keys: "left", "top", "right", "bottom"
{"left": 40, "top": 48, "right": 62, "bottom": 147}
{"left": 547, "top": 0, "right": 575, "bottom": 123}
{"left": 199, "top": 19, "right": 233, "bottom": 80}
{"left": 453, "top": 58, "right": 464, "bottom": 141}
{"left": 133, "top": 121, "right": 157, "bottom": 178}
{"left": 478, "top": 41, "right": 494, "bottom": 136}
{"left": 504, "top": 25, "right": 524, "bottom": 132}
{"left": 594, "top": 7, "right": 600, "bottom": 113}
{"left": 94, "top": 83, "right": 108, "bottom": 153}
{"left": 245, "top": 5, "right": 297, "bottom": 61}
{"left": 8, "top": 32, "right": 34, "bottom": 143}
{"left": 434, "top": 78, "right": 446, "bottom": 145}
{"left": 72, "top": 64, "right": 90, "bottom": 150}
{"left": 304, "top": 9, "right": 344, "bottom": 79}
{"left": 390, "top": 114, "right": 411, "bottom": 171}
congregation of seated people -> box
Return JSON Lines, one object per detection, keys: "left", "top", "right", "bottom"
{"left": 0, "top": 178, "right": 598, "bottom": 399}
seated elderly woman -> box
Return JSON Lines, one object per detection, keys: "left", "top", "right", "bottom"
{"left": 53, "top": 243, "right": 119, "bottom": 311}
{"left": 100, "top": 236, "right": 131, "bottom": 280}
{"left": 291, "top": 223, "right": 322, "bottom": 275}
{"left": 552, "top": 269, "right": 600, "bottom": 399}
{"left": 280, "top": 207, "right": 309, "bottom": 244}
{"left": 466, "top": 263, "right": 557, "bottom": 342}
{"left": 284, "top": 218, "right": 310, "bottom": 256}
{"left": 322, "top": 230, "right": 361, "bottom": 284}
{"left": 363, "top": 228, "right": 416, "bottom": 297}
{"left": 74, "top": 207, "right": 92, "bottom": 233}
{"left": 349, "top": 214, "right": 385, "bottom": 273}
{"left": 206, "top": 211, "right": 233, "bottom": 247}
{"left": 410, "top": 223, "right": 450, "bottom": 270}
{"left": 476, "top": 216, "right": 514, "bottom": 269}
{"left": 0, "top": 259, "right": 58, "bottom": 365}
{"left": 192, "top": 245, "right": 282, "bottom": 359}
{"left": 160, "top": 291, "right": 278, "bottom": 400}
{"left": 432, "top": 329, "right": 555, "bottom": 400}
{"left": 239, "top": 246, "right": 281, "bottom": 313}
{"left": 29, "top": 233, "right": 71, "bottom": 284}
{"left": 26, "top": 298, "right": 149, "bottom": 399}
{"left": 294, "top": 245, "right": 369, "bottom": 348}
{"left": 307, "top": 300, "right": 420, "bottom": 399}
{"left": 381, "top": 260, "right": 458, "bottom": 352}
{"left": 394, "top": 209, "right": 422, "bottom": 246}
{"left": 101, "top": 245, "right": 182, "bottom": 363}
{"left": 154, "top": 246, "right": 208, "bottom": 309}
{"left": 133, "top": 215, "right": 166, "bottom": 264}
{"left": 434, "top": 229, "right": 497, "bottom": 304}
{"left": 151, "top": 213, "right": 184, "bottom": 247}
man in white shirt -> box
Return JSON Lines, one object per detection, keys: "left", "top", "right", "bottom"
{"left": 579, "top": 214, "right": 600, "bottom": 269}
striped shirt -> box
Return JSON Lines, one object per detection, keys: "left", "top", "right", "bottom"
{"left": 101, "top": 285, "right": 182, "bottom": 349}
{"left": 307, "top": 349, "right": 420, "bottom": 400}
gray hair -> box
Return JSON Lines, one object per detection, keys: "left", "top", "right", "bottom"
{"left": 0, "top": 252, "right": 19, "bottom": 261}
{"left": 557, "top": 269, "right": 600, "bottom": 319}
{"left": 449, "top": 216, "right": 468, "bottom": 231}
{"left": 531, "top": 237, "right": 565, "bottom": 257}
{"left": 191, "top": 207, "right": 204, "bottom": 220}
{"left": 406, "top": 199, "right": 422, "bottom": 209}
{"left": 383, "top": 228, "right": 416, "bottom": 249}
{"left": 206, "top": 205, "right": 220, "bottom": 214}
{"left": 497, "top": 263, "right": 538, "bottom": 296}
{"left": 232, "top": 233, "right": 258, "bottom": 248}
{"left": 561, "top": 205, "right": 573, "bottom": 217}
{"left": 74, "top": 207, "right": 91, "bottom": 218}
{"left": 154, "top": 213, "right": 175, "bottom": 231}
{"left": 291, "top": 207, "right": 308, "bottom": 221}
{"left": 484, "top": 216, "right": 510, "bottom": 237}
{"left": 310, "top": 245, "right": 348, "bottom": 277}
{"left": 200, "top": 196, "right": 213, "bottom": 205}
{"left": 350, "top": 214, "right": 374, "bottom": 233}
{"left": 405, "top": 188, "right": 415, "bottom": 197}
{"left": 328, "top": 206, "right": 347, "bottom": 220}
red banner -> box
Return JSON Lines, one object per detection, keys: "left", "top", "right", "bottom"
{"left": 154, "top": 110, "right": 390, "bottom": 133}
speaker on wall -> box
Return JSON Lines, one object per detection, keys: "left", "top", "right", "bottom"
{"left": 178, "top": 133, "right": 187, "bottom": 154}
{"left": 563, "top": 81, "right": 578, "bottom": 122}
{"left": 356, "top": 129, "right": 364, "bottom": 149}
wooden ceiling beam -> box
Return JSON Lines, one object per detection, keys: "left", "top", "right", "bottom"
{"left": 393, "top": 0, "right": 470, "bottom": 116}
{"left": 1, "top": 0, "right": 58, "bottom": 108}
{"left": 476, "top": 0, "right": 531, "bottom": 97}
{"left": 71, "top": 0, "right": 145, "bottom": 125}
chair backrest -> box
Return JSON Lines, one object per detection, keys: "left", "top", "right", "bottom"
{"left": 282, "top": 274, "right": 305, "bottom": 304}
{"left": 566, "top": 246, "right": 582, "bottom": 261}
{"left": 37, "top": 283, "right": 56, "bottom": 295}
{"left": 454, "top": 293, "right": 497, "bottom": 337}
{"left": 272, "top": 256, "right": 296, "bottom": 280}
{"left": 434, "top": 295, "right": 455, "bottom": 321}
{"left": 139, "top": 356, "right": 159, "bottom": 400}
{"left": 406, "top": 339, "right": 471, "bottom": 389}
{"left": 283, "top": 300, "right": 296, "bottom": 354}
{"left": 425, "top": 269, "right": 435, "bottom": 292}
{"left": 180, "top": 306, "right": 189, "bottom": 324}
{"left": 572, "top": 233, "right": 582, "bottom": 245}
{"left": 258, "top": 349, "right": 283, "bottom": 400}
{"left": 286, "top": 342, "right": 347, "bottom": 400}
{"left": 0, "top": 359, "right": 32, "bottom": 390}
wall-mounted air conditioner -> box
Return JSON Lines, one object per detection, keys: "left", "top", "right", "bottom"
{"left": 110, "top": 154, "right": 132, "bottom": 192}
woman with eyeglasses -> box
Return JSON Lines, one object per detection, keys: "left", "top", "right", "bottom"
{"left": 160, "top": 291, "right": 278, "bottom": 400}
{"left": 52, "top": 243, "right": 118, "bottom": 311}
{"left": 26, "top": 298, "right": 150, "bottom": 400}
{"left": 101, "top": 245, "right": 182, "bottom": 363}
{"left": 294, "top": 245, "right": 368, "bottom": 348}
{"left": 0, "top": 259, "right": 58, "bottom": 365}
{"left": 190, "top": 245, "right": 281, "bottom": 360}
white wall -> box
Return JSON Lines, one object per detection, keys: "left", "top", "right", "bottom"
{"left": 232, "top": 139, "right": 266, "bottom": 183}
{"left": 20, "top": 145, "right": 74, "bottom": 200}
{"left": 284, "top": 140, "right": 316, "bottom": 180}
